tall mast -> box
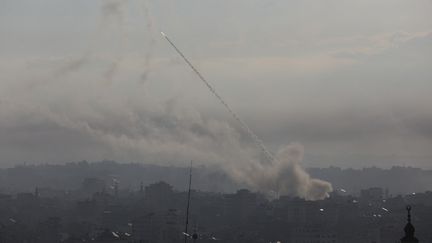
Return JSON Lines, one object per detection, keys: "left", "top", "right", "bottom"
{"left": 184, "top": 161, "right": 193, "bottom": 243}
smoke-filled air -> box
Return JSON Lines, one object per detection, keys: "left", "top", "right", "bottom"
{"left": 161, "top": 32, "right": 332, "bottom": 199}
{"left": 2, "top": 0, "right": 432, "bottom": 242}
{"left": 2, "top": 0, "right": 431, "bottom": 201}
{"left": 229, "top": 143, "right": 332, "bottom": 200}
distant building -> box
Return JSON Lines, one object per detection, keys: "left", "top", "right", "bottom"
{"left": 36, "top": 217, "right": 62, "bottom": 243}
{"left": 401, "top": 206, "right": 419, "bottom": 243}
{"left": 16, "top": 192, "right": 36, "bottom": 202}
{"left": 290, "top": 224, "right": 337, "bottom": 243}
{"left": 81, "top": 178, "right": 106, "bottom": 195}
{"left": 132, "top": 209, "right": 181, "bottom": 243}
{"left": 360, "top": 187, "right": 383, "bottom": 203}
{"left": 223, "top": 189, "right": 257, "bottom": 223}
{"left": 144, "top": 181, "right": 175, "bottom": 210}
{"left": 145, "top": 181, "right": 173, "bottom": 199}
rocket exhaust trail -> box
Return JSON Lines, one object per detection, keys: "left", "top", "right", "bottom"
{"left": 161, "top": 32, "right": 274, "bottom": 164}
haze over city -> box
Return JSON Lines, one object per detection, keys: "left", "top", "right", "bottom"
{"left": 1, "top": 0, "right": 431, "bottom": 169}
{"left": 1, "top": 1, "right": 432, "bottom": 242}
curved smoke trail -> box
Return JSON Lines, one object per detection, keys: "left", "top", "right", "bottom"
{"left": 138, "top": 0, "right": 157, "bottom": 83}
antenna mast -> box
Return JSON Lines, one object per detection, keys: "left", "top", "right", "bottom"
{"left": 184, "top": 161, "right": 193, "bottom": 243}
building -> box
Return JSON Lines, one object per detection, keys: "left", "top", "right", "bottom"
{"left": 132, "top": 209, "right": 182, "bottom": 243}
{"left": 360, "top": 187, "right": 383, "bottom": 204}
{"left": 401, "top": 206, "right": 419, "bottom": 243}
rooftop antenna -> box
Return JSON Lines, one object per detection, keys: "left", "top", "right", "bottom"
{"left": 184, "top": 161, "right": 193, "bottom": 243}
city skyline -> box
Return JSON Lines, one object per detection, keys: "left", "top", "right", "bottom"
{"left": 1, "top": 0, "right": 431, "bottom": 170}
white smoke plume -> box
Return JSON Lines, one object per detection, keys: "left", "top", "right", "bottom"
{"left": 1, "top": 0, "right": 333, "bottom": 201}
{"left": 227, "top": 143, "right": 333, "bottom": 200}
{"left": 161, "top": 32, "right": 333, "bottom": 200}
{"left": 0, "top": 94, "right": 332, "bottom": 200}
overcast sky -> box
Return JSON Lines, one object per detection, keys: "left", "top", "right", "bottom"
{"left": 0, "top": 0, "right": 431, "bottom": 169}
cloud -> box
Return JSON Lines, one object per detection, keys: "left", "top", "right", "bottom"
{"left": 0, "top": 88, "right": 334, "bottom": 199}
{"left": 1, "top": 0, "right": 431, "bottom": 180}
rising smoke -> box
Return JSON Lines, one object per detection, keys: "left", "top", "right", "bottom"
{"left": 227, "top": 143, "right": 332, "bottom": 200}
{"left": 1, "top": 0, "right": 333, "bottom": 201}
{"left": 161, "top": 32, "right": 332, "bottom": 200}
{"left": 40, "top": 0, "right": 154, "bottom": 85}
{"left": 100, "top": 0, "right": 128, "bottom": 83}
{"left": 0, "top": 93, "right": 332, "bottom": 200}
{"left": 52, "top": 0, "right": 128, "bottom": 82}
{"left": 138, "top": 0, "right": 157, "bottom": 83}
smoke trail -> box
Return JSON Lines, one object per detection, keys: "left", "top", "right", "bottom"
{"left": 100, "top": 0, "right": 129, "bottom": 83}
{"left": 161, "top": 32, "right": 274, "bottom": 164}
{"left": 52, "top": 0, "right": 128, "bottom": 81}
{"left": 137, "top": 0, "right": 157, "bottom": 84}
{"left": 103, "top": 59, "right": 121, "bottom": 83}
{"left": 52, "top": 56, "right": 89, "bottom": 78}
{"left": 161, "top": 32, "right": 332, "bottom": 200}
{"left": 101, "top": 0, "right": 128, "bottom": 27}
{"left": 29, "top": 0, "right": 135, "bottom": 87}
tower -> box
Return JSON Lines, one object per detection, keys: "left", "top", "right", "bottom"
{"left": 139, "top": 181, "right": 144, "bottom": 194}
{"left": 401, "top": 206, "right": 419, "bottom": 243}
{"left": 34, "top": 187, "right": 39, "bottom": 198}
{"left": 114, "top": 181, "right": 119, "bottom": 197}
{"left": 184, "top": 161, "right": 193, "bottom": 243}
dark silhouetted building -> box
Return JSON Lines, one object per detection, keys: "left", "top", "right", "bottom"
{"left": 401, "top": 206, "right": 419, "bottom": 243}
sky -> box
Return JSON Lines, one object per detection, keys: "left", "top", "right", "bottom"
{"left": 0, "top": 0, "right": 431, "bottom": 169}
